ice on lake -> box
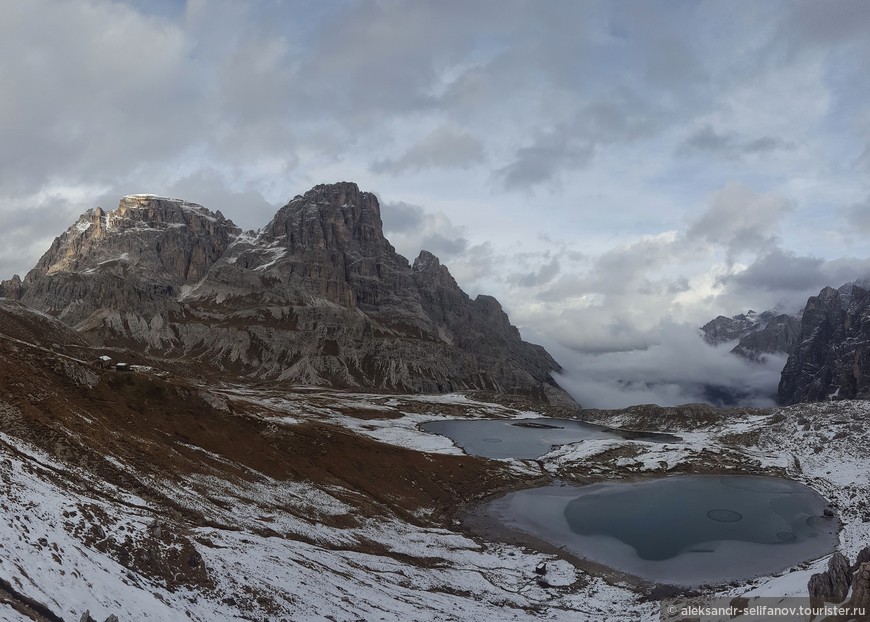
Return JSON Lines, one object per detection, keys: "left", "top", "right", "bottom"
{"left": 421, "top": 417, "right": 661, "bottom": 459}
{"left": 486, "top": 475, "right": 838, "bottom": 586}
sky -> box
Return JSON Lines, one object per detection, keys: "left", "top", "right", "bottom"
{"left": 1, "top": 0, "right": 869, "bottom": 408}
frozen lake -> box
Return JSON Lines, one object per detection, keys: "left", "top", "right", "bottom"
{"left": 486, "top": 475, "right": 838, "bottom": 585}
{"left": 421, "top": 417, "right": 667, "bottom": 459}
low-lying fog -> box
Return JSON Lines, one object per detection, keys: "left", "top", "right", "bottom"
{"left": 543, "top": 322, "right": 787, "bottom": 409}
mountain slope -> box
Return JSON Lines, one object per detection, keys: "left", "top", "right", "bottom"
{"left": 7, "top": 183, "right": 568, "bottom": 402}
{"left": 778, "top": 282, "right": 870, "bottom": 404}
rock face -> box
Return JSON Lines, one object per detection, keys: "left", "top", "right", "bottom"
{"left": 778, "top": 282, "right": 870, "bottom": 405}
{"left": 0, "top": 273, "right": 22, "bottom": 299}
{"left": 11, "top": 183, "right": 568, "bottom": 401}
{"left": 702, "top": 310, "right": 774, "bottom": 345}
{"left": 18, "top": 195, "right": 241, "bottom": 326}
{"left": 808, "top": 551, "right": 852, "bottom": 606}
{"left": 701, "top": 309, "right": 800, "bottom": 361}
{"left": 849, "top": 562, "right": 870, "bottom": 613}
{"left": 807, "top": 548, "right": 870, "bottom": 615}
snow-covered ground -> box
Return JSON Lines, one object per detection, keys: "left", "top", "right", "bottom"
{"left": 0, "top": 389, "right": 867, "bottom": 621}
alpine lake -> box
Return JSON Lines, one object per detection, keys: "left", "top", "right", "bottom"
{"left": 422, "top": 418, "right": 839, "bottom": 586}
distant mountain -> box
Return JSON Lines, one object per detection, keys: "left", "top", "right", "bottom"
{"left": 1, "top": 183, "right": 570, "bottom": 403}
{"left": 700, "top": 309, "right": 801, "bottom": 362}
{"left": 778, "top": 280, "right": 870, "bottom": 404}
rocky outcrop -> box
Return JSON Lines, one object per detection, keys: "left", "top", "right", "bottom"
{"left": 778, "top": 282, "right": 870, "bottom": 404}
{"left": 701, "top": 309, "right": 800, "bottom": 361}
{"left": 0, "top": 274, "right": 22, "bottom": 300}
{"left": 11, "top": 183, "right": 569, "bottom": 402}
{"left": 808, "top": 547, "right": 870, "bottom": 618}
{"left": 809, "top": 551, "right": 852, "bottom": 606}
{"left": 849, "top": 562, "right": 870, "bottom": 613}
{"left": 702, "top": 310, "right": 774, "bottom": 345}
{"left": 17, "top": 195, "right": 241, "bottom": 326}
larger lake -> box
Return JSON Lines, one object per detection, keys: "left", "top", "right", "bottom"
{"left": 486, "top": 475, "right": 838, "bottom": 585}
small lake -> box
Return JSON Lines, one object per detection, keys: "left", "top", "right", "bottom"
{"left": 421, "top": 418, "right": 670, "bottom": 459}
{"left": 485, "top": 475, "right": 838, "bottom": 586}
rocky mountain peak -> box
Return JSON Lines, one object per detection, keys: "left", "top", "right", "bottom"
{"left": 412, "top": 249, "right": 440, "bottom": 272}
{"left": 0, "top": 273, "right": 23, "bottom": 299}
{"left": 413, "top": 250, "right": 460, "bottom": 290}
{"left": 701, "top": 309, "right": 776, "bottom": 345}
{"left": 22, "top": 195, "right": 241, "bottom": 290}
{"left": 115, "top": 194, "right": 233, "bottom": 226}
{"left": 701, "top": 307, "right": 800, "bottom": 363}
{"left": 263, "top": 182, "right": 388, "bottom": 256}
{"left": 778, "top": 281, "right": 870, "bottom": 404}
{"left": 9, "top": 183, "right": 569, "bottom": 402}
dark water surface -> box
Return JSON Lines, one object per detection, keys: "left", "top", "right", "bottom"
{"left": 486, "top": 475, "right": 838, "bottom": 585}
{"left": 421, "top": 418, "right": 635, "bottom": 459}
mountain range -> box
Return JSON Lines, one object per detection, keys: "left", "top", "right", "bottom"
{"left": 1, "top": 182, "right": 569, "bottom": 405}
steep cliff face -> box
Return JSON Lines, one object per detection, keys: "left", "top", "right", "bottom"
{"left": 701, "top": 310, "right": 775, "bottom": 345}
{"left": 17, "top": 195, "right": 241, "bottom": 325}
{"left": 778, "top": 283, "right": 870, "bottom": 404}
{"left": 731, "top": 314, "right": 801, "bottom": 361}
{"left": 11, "top": 183, "right": 568, "bottom": 402}
{"left": 701, "top": 309, "right": 801, "bottom": 362}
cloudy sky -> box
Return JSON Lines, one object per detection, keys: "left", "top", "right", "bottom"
{"left": 2, "top": 0, "right": 869, "bottom": 407}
